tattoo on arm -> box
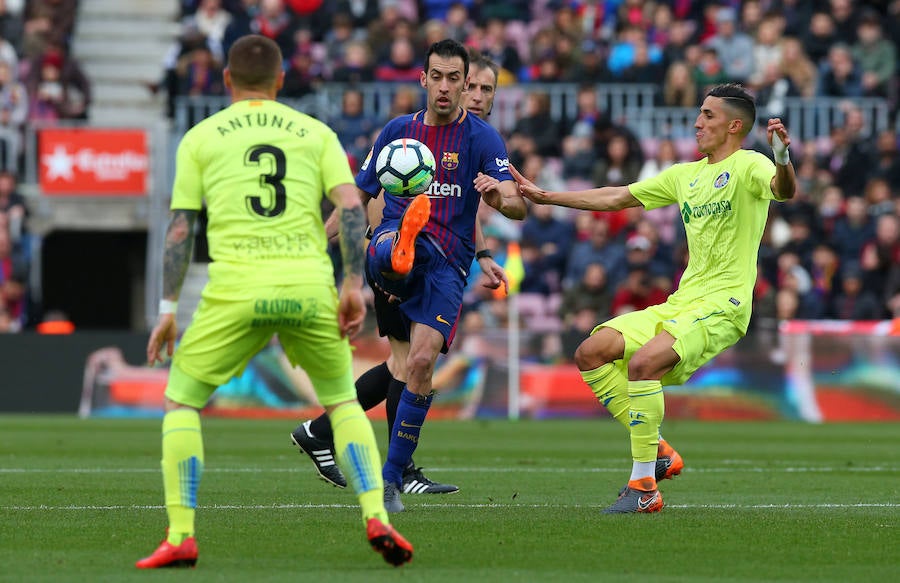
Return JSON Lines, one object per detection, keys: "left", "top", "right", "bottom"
{"left": 162, "top": 209, "right": 198, "bottom": 299}
{"left": 339, "top": 205, "right": 366, "bottom": 279}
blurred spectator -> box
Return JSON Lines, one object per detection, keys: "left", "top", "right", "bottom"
{"left": 610, "top": 265, "right": 667, "bottom": 316}
{"left": 818, "top": 43, "right": 863, "bottom": 98}
{"left": 661, "top": 60, "right": 697, "bottom": 107}
{"left": 330, "top": 0, "right": 379, "bottom": 32}
{"left": 374, "top": 37, "right": 421, "bottom": 82}
{"left": 183, "top": 0, "right": 232, "bottom": 62}
{"left": 0, "top": 170, "right": 26, "bottom": 250}
{"left": 831, "top": 196, "right": 875, "bottom": 266}
{"left": 831, "top": 261, "right": 883, "bottom": 319}
{"left": 864, "top": 177, "right": 895, "bottom": 218}
{"left": 661, "top": 18, "right": 697, "bottom": 68}
{"left": 175, "top": 44, "right": 224, "bottom": 98}
{"left": 518, "top": 239, "right": 552, "bottom": 296}
{"left": 0, "top": 60, "right": 26, "bottom": 170}
{"left": 430, "top": 309, "right": 490, "bottom": 420}
{"left": 331, "top": 40, "right": 375, "bottom": 83}
{"left": 815, "top": 184, "right": 845, "bottom": 241}
{"left": 620, "top": 39, "right": 665, "bottom": 84}
{"left": 25, "top": 43, "right": 91, "bottom": 120}
{"left": 872, "top": 130, "right": 900, "bottom": 190}
{"left": 704, "top": 5, "right": 755, "bottom": 83}
{"left": 775, "top": 287, "right": 800, "bottom": 321}
{"left": 749, "top": 14, "right": 783, "bottom": 88}
{"left": 251, "top": 0, "right": 297, "bottom": 56}
{"left": 560, "top": 261, "right": 612, "bottom": 322}
{"left": 803, "top": 11, "right": 837, "bottom": 64}
{"left": 0, "top": 30, "right": 17, "bottom": 72}
{"left": 693, "top": 46, "right": 730, "bottom": 95}
{"left": 809, "top": 243, "right": 841, "bottom": 314}
{"left": 521, "top": 201, "right": 574, "bottom": 293}
{"left": 608, "top": 24, "right": 662, "bottom": 79}
{"left": 476, "top": 19, "right": 522, "bottom": 82}
{"left": 852, "top": 12, "right": 897, "bottom": 98}
{"left": 860, "top": 214, "right": 900, "bottom": 298}
{"left": 755, "top": 61, "right": 799, "bottom": 122}
{"left": 22, "top": 0, "right": 76, "bottom": 58}
{"left": 562, "top": 40, "right": 610, "bottom": 83}
{"left": 830, "top": 0, "right": 859, "bottom": 45}
{"left": 560, "top": 132, "right": 595, "bottom": 184}
{"left": 444, "top": 3, "right": 471, "bottom": 42}
{"left": 221, "top": 0, "right": 259, "bottom": 56}
{"left": 0, "top": 222, "right": 25, "bottom": 331}
{"left": 282, "top": 31, "right": 322, "bottom": 97}
{"left": 779, "top": 37, "right": 818, "bottom": 98}
{"left": 591, "top": 132, "right": 641, "bottom": 188}
{"left": 739, "top": 0, "right": 764, "bottom": 39}
{"left": 512, "top": 91, "right": 563, "bottom": 158}
{"left": 0, "top": 1, "right": 23, "bottom": 56}
{"left": 387, "top": 85, "right": 419, "bottom": 117}
{"left": 331, "top": 88, "right": 378, "bottom": 161}
{"left": 565, "top": 219, "right": 626, "bottom": 288}
{"left": 779, "top": 0, "right": 815, "bottom": 38}
{"left": 781, "top": 214, "right": 817, "bottom": 269}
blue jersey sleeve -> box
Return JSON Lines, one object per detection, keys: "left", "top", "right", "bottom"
{"left": 474, "top": 122, "right": 511, "bottom": 182}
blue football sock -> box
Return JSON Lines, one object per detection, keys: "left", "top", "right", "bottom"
{"left": 383, "top": 387, "right": 432, "bottom": 486}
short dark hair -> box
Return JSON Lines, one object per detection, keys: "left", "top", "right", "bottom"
{"left": 707, "top": 83, "right": 756, "bottom": 135}
{"left": 467, "top": 48, "right": 499, "bottom": 87}
{"left": 425, "top": 38, "right": 469, "bottom": 78}
{"left": 227, "top": 35, "right": 283, "bottom": 90}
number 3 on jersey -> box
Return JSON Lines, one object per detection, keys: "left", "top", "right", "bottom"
{"left": 245, "top": 144, "right": 286, "bottom": 218}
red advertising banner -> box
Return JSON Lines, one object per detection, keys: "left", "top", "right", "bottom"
{"left": 38, "top": 128, "right": 149, "bottom": 195}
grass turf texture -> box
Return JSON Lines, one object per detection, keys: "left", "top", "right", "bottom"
{"left": 1, "top": 416, "right": 897, "bottom": 582}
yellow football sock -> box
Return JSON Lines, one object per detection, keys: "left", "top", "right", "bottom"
{"left": 161, "top": 408, "right": 204, "bottom": 544}
{"left": 581, "top": 362, "right": 630, "bottom": 429}
{"left": 627, "top": 380, "right": 664, "bottom": 463}
{"left": 330, "top": 401, "right": 389, "bottom": 525}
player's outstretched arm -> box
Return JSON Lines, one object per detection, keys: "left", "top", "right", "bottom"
{"left": 508, "top": 164, "right": 641, "bottom": 211}
{"left": 767, "top": 118, "right": 797, "bottom": 201}
{"left": 473, "top": 173, "right": 527, "bottom": 219}
{"left": 147, "top": 208, "right": 197, "bottom": 365}
{"left": 331, "top": 182, "right": 367, "bottom": 338}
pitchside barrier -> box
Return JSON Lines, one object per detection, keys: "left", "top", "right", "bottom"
{"left": 61, "top": 319, "right": 900, "bottom": 421}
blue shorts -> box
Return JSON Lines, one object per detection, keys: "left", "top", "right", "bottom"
{"left": 365, "top": 238, "right": 464, "bottom": 353}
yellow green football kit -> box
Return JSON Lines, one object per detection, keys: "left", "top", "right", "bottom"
{"left": 583, "top": 149, "right": 781, "bottom": 464}
{"left": 158, "top": 99, "right": 388, "bottom": 545}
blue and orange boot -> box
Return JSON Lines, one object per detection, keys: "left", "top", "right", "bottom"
{"left": 656, "top": 438, "right": 684, "bottom": 482}
{"left": 603, "top": 477, "right": 664, "bottom": 514}
{"left": 390, "top": 194, "right": 431, "bottom": 276}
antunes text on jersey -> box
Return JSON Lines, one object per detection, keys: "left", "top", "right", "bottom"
{"left": 216, "top": 113, "right": 309, "bottom": 138}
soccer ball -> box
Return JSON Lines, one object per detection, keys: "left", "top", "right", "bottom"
{"left": 375, "top": 138, "right": 436, "bottom": 197}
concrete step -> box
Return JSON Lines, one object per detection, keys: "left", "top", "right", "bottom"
{"left": 76, "top": 18, "right": 181, "bottom": 40}
{"left": 79, "top": 0, "right": 177, "bottom": 19}
{"left": 73, "top": 39, "right": 171, "bottom": 62}
{"left": 83, "top": 60, "right": 163, "bottom": 83}
{"left": 88, "top": 104, "right": 166, "bottom": 126}
{"left": 92, "top": 82, "right": 160, "bottom": 102}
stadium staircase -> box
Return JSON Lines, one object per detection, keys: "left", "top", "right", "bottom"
{"left": 73, "top": 0, "right": 179, "bottom": 126}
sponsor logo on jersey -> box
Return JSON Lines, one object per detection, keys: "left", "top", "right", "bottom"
{"left": 495, "top": 157, "right": 510, "bottom": 172}
{"left": 681, "top": 200, "right": 733, "bottom": 224}
{"left": 424, "top": 181, "right": 463, "bottom": 198}
{"left": 689, "top": 177, "right": 700, "bottom": 188}
{"left": 714, "top": 171, "right": 730, "bottom": 188}
{"left": 441, "top": 151, "right": 459, "bottom": 170}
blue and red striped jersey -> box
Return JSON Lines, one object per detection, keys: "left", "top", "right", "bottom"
{"left": 358, "top": 108, "right": 511, "bottom": 274}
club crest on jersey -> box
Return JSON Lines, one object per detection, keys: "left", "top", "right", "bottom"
{"left": 441, "top": 152, "right": 459, "bottom": 170}
{"left": 713, "top": 171, "right": 730, "bottom": 188}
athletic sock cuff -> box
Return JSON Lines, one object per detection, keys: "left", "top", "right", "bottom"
{"left": 627, "top": 380, "right": 663, "bottom": 397}
{"left": 579, "top": 362, "right": 615, "bottom": 385}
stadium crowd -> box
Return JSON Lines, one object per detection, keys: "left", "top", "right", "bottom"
{"left": 3, "top": 0, "right": 900, "bottom": 337}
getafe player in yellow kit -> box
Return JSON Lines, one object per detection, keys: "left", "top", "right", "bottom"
{"left": 511, "top": 84, "right": 796, "bottom": 513}
{"left": 138, "top": 35, "right": 412, "bottom": 567}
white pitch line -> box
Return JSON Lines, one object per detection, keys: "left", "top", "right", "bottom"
{"left": 2, "top": 502, "right": 897, "bottom": 511}
{"left": 0, "top": 466, "right": 896, "bottom": 474}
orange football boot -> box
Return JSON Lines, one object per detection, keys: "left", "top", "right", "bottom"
{"left": 390, "top": 194, "right": 431, "bottom": 276}
{"left": 135, "top": 536, "right": 198, "bottom": 569}
{"left": 656, "top": 438, "right": 685, "bottom": 481}
{"left": 366, "top": 517, "right": 413, "bottom": 567}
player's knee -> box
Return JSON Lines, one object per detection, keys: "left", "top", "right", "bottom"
{"left": 406, "top": 351, "right": 435, "bottom": 378}
{"left": 574, "top": 329, "right": 623, "bottom": 370}
{"left": 627, "top": 350, "right": 660, "bottom": 381}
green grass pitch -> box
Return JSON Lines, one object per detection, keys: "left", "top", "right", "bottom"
{"left": 1, "top": 415, "right": 897, "bottom": 582}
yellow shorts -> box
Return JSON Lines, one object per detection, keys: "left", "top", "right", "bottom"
{"left": 595, "top": 295, "right": 745, "bottom": 386}
{"left": 169, "top": 281, "right": 356, "bottom": 408}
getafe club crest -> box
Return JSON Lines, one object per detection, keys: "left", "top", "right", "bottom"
{"left": 441, "top": 151, "right": 459, "bottom": 171}
{"left": 713, "top": 171, "right": 730, "bottom": 188}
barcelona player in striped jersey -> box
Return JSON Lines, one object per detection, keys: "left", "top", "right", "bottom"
{"left": 362, "top": 39, "right": 526, "bottom": 511}
{"left": 290, "top": 51, "right": 507, "bottom": 496}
